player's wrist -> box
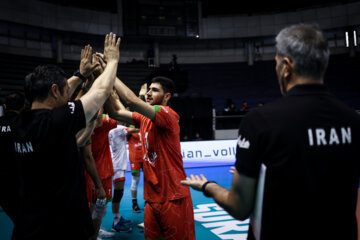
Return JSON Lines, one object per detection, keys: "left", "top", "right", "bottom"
{"left": 201, "top": 181, "right": 217, "bottom": 198}
{"left": 94, "top": 182, "right": 104, "bottom": 189}
{"left": 73, "top": 69, "right": 87, "bottom": 82}
{"left": 105, "top": 59, "right": 118, "bottom": 64}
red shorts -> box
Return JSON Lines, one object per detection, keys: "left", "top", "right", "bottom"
{"left": 130, "top": 161, "right": 143, "bottom": 172}
{"left": 144, "top": 197, "right": 195, "bottom": 240}
{"left": 129, "top": 154, "right": 143, "bottom": 172}
{"left": 93, "top": 177, "right": 113, "bottom": 200}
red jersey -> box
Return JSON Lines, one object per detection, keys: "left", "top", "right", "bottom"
{"left": 90, "top": 115, "right": 117, "bottom": 179}
{"left": 127, "top": 131, "right": 143, "bottom": 164}
{"left": 132, "top": 105, "right": 190, "bottom": 202}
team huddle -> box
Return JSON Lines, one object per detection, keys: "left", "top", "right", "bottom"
{"left": 0, "top": 33, "right": 195, "bottom": 240}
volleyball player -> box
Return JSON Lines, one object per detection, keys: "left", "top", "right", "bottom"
{"left": 105, "top": 76, "right": 195, "bottom": 239}
{"left": 109, "top": 121, "right": 139, "bottom": 232}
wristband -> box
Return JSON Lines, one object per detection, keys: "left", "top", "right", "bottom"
{"left": 73, "top": 69, "right": 87, "bottom": 82}
{"left": 201, "top": 181, "right": 217, "bottom": 197}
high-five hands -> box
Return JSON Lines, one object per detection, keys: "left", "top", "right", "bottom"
{"left": 103, "top": 32, "right": 121, "bottom": 64}
{"left": 79, "top": 45, "right": 99, "bottom": 78}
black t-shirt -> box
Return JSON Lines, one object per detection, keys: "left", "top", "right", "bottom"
{"left": 3, "top": 101, "right": 94, "bottom": 239}
{"left": 0, "top": 111, "right": 22, "bottom": 222}
{"left": 235, "top": 84, "right": 360, "bottom": 240}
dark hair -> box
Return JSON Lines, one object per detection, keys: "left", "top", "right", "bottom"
{"left": 24, "top": 65, "right": 66, "bottom": 102}
{"left": 151, "top": 76, "right": 175, "bottom": 95}
{"left": 4, "top": 91, "right": 25, "bottom": 111}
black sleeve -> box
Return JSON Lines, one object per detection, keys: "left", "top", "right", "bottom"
{"left": 52, "top": 100, "right": 86, "bottom": 135}
{"left": 235, "top": 110, "right": 263, "bottom": 179}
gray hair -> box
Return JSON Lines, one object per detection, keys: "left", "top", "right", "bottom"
{"left": 275, "top": 23, "right": 330, "bottom": 79}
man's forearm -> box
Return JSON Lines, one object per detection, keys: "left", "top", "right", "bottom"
{"left": 205, "top": 177, "right": 254, "bottom": 221}
{"left": 68, "top": 76, "right": 83, "bottom": 98}
{"left": 104, "top": 90, "right": 134, "bottom": 124}
{"left": 181, "top": 171, "right": 256, "bottom": 221}
{"left": 205, "top": 183, "right": 237, "bottom": 215}
{"left": 114, "top": 77, "right": 138, "bottom": 106}
{"left": 114, "top": 77, "right": 155, "bottom": 120}
{"left": 81, "top": 145, "right": 103, "bottom": 189}
{"left": 76, "top": 120, "right": 96, "bottom": 147}
{"left": 81, "top": 61, "right": 118, "bottom": 123}
{"left": 91, "top": 61, "right": 118, "bottom": 95}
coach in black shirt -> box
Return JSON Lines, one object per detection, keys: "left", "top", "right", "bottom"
{"left": 0, "top": 33, "right": 120, "bottom": 239}
{"left": 182, "top": 24, "right": 360, "bottom": 239}
{"left": 0, "top": 92, "right": 25, "bottom": 222}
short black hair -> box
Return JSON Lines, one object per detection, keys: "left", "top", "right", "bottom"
{"left": 151, "top": 76, "right": 175, "bottom": 95}
{"left": 4, "top": 91, "right": 25, "bottom": 111}
{"left": 24, "top": 65, "right": 67, "bottom": 102}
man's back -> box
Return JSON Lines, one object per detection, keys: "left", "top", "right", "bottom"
{"left": 0, "top": 112, "right": 22, "bottom": 222}
{"left": 238, "top": 84, "right": 360, "bottom": 239}
{"left": 4, "top": 101, "right": 94, "bottom": 239}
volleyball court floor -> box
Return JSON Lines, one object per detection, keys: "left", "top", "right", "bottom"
{"left": 0, "top": 165, "right": 249, "bottom": 240}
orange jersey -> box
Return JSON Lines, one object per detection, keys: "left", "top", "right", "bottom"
{"left": 132, "top": 106, "right": 190, "bottom": 202}
{"left": 90, "top": 116, "right": 117, "bottom": 179}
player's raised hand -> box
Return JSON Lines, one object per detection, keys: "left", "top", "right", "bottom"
{"left": 80, "top": 44, "right": 99, "bottom": 78}
{"left": 180, "top": 174, "right": 208, "bottom": 191}
{"left": 139, "top": 83, "right": 148, "bottom": 96}
{"left": 91, "top": 53, "right": 106, "bottom": 77}
{"left": 103, "top": 32, "right": 121, "bottom": 64}
{"left": 94, "top": 53, "right": 107, "bottom": 69}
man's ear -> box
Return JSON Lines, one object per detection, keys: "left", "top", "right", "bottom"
{"left": 49, "top": 84, "right": 61, "bottom": 99}
{"left": 164, "top": 92, "right": 171, "bottom": 103}
{"left": 282, "top": 57, "right": 294, "bottom": 80}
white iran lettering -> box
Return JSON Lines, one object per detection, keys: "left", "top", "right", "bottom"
{"left": 329, "top": 128, "right": 340, "bottom": 145}
{"left": 26, "top": 142, "right": 33, "bottom": 153}
{"left": 341, "top": 127, "right": 351, "bottom": 144}
{"left": 315, "top": 128, "right": 327, "bottom": 146}
{"left": 308, "top": 129, "right": 314, "bottom": 146}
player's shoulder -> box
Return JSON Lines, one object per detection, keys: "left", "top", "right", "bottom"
{"left": 102, "top": 115, "right": 117, "bottom": 127}
{"left": 155, "top": 105, "right": 179, "bottom": 119}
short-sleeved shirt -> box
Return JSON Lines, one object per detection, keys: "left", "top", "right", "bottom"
{"left": 132, "top": 105, "right": 190, "bottom": 202}
{"left": 2, "top": 100, "right": 94, "bottom": 239}
{"left": 235, "top": 84, "right": 360, "bottom": 240}
{"left": 0, "top": 111, "right": 21, "bottom": 222}
{"left": 90, "top": 115, "right": 117, "bottom": 179}
{"left": 108, "top": 125, "right": 128, "bottom": 171}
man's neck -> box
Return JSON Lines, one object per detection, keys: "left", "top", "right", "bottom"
{"left": 286, "top": 76, "right": 323, "bottom": 92}
{"left": 31, "top": 100, "right": 53, "bottom": 110}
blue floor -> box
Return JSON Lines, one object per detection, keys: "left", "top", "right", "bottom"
{"left": 0, "top": 165, "right": 249, "bottom": 239}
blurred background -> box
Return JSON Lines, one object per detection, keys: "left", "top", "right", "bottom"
{"left": 0, "top": 0, "right": 359, "bottom": 141}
